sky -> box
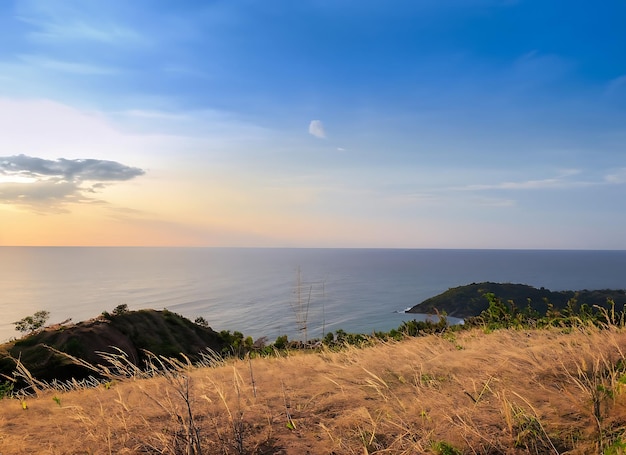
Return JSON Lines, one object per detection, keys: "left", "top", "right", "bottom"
{"left": 0, "top": 1, "right": 625, "bottom": 249}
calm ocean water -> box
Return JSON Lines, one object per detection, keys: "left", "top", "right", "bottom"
{"left": 1, "top": 248, "right": 625, "bottom": 343}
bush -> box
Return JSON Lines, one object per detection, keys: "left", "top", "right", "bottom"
{"left": 13, "top": 310, "right": 50, "bottom": 334}
{"left": 273, "top": 335, "right": 289, "bottom": 350}
{"left": 0, "top": 381, "right": 14, "bottom": 399}
{"left": 112, "top": 304, "right": 129, "bottom": 316}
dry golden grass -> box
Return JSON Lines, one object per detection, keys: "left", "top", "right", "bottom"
{"left": 2, "top": 326, "right": 626, "bottom": 454}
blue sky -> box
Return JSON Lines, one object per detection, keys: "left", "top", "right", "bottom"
{"left": 0, "top": 0, "right": 625, "bottom": 248}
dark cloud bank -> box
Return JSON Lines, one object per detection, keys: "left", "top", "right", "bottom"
{"left": 0, "top": 154, "right": 145, "bottom": 212}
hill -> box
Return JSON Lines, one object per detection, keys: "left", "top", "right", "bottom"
{"left": 407, "top": 282, "right": 626, "bottom": 318}
{"left": 0, "top": 308, "right": 228, "bottom": 386}
{"left": 2, "top": 326, "right": 626, "bottom": 453}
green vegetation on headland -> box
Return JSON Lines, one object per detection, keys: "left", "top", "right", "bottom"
{"left": 2, "top": 283, "right": 626, "bottom": 393}
{"left": 407, "top": 281, "right": 626, "bottom": 318}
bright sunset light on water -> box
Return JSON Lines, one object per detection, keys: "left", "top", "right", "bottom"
{"left": 1, "top": 2, "right": 625, "bottom": 248}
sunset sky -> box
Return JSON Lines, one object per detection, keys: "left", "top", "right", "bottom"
{"left": 1, "top": 1, "right": 625, "bottom": 248}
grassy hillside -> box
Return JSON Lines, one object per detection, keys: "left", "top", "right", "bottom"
{"left": 407, "top": 282, "right": 626, "bottom": 318}
{"left": 0, "top": 308, "right": 227, "bottom": 386}
{"left": 2, "top": 325, "right": 626, "bottom": 454}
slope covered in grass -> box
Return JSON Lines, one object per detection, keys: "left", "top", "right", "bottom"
{"left": 2, "top": 325, "right": 626, "bottom": 454}
{"left": 0, "top": 309, "right": 227, "bottom": 385}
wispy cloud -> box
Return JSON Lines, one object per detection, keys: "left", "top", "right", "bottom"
{"left": 605, "top": 168, "right": 626, "bottom": 184}
{"left": 16, "top": 1, "right": 146, "bottom": 46}
{"left": 376, "top": 188, "right": 517, "bottom": 211}
{"left": 18, "top": 55, "right": 117, "bottom": 75}
{"left": 111, "top": 106, "right": 271, "bottom": 140}
{"left": 449, "top": 169, "right": 593, "bottom": 191}
{"left": 607, "top": 75, "right": 626, "bottom": 92}
{"left": 509, "top": 51, "right": 571, "bottom": 85}
{"left": 308, "top": 120, "right": 326, "bottom": 139}
{"left": 472, "top": 197, "right": 516, "bottom": 207}
{"left": 27, "top": 20, "right": 142, "bottom": 44}
{"left": 606, "top": 75, "right": 626, "bottom": 103}
{"left": 120, "top": 109, "right": 189, "bottom": 121}
{"left": 0, "top": 154, "right": 145, "bottom": 212}
{"left": 358, "top": 166, "right": 623, "bottom": 215}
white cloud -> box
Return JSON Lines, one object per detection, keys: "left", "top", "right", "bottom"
{"left": 308, "top": 120, "right": 326, "bottom": 139}
{"left": 0, "top": 97, "right": 171, "bottom": 212}
{"left": 0, "top": 96, "right": 282, "bottom": 215}
{"left": 0, "top": 154, "right": 145, "bottom": 212}
{"left": 605, "top": 168, "right": 626, "bottom": 184}
{"left": 0, "top": 155, "right": 144, "bottom": 182}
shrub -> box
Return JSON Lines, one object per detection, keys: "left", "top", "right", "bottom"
{"left": 274, "top": 335, "right": 289, "bottom": 350}
{"left": 432, "top": 441, "right": 462, "bottom": 455}
{"left": 13, "top": 310, "right": 50, "bottom": 334}
{"left": 0, "top": 381, "right": 13, "bottom": 399}
{"left": 112, "top": 304, "right": 129, "bottom": 316}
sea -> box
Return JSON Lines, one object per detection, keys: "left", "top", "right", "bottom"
{"left": 1, "top": 248, "right": 626, "bottom": 344}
